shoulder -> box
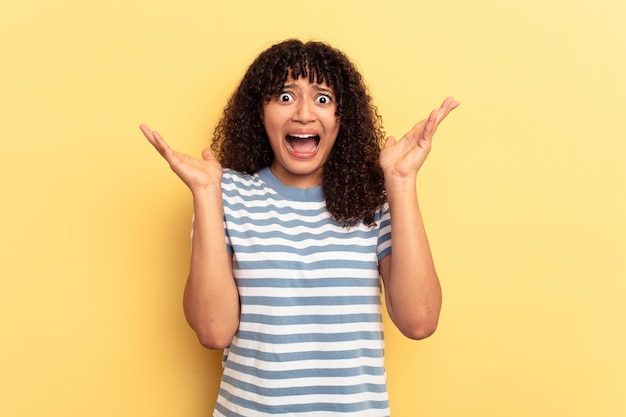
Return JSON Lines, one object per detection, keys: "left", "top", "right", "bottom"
{"left": 221, "top": 169, "right": 265, "bottom": 193}
{"left": 221, "top": 168, "right": 279, "bottom": 209}
{"left": 222, "top": 168, "right": 257, "bottom": 185}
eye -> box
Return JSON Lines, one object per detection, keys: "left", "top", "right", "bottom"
{"left": 315, "top": 94, "right": 332, "bottom": 104}
{"left": 278, "top": 92, "right": 293, "bottom": 103}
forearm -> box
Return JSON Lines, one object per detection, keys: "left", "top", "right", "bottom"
{"left": 183, "top": 186, "right": 239, "bottom": 349}
{"left": 383, "top": 178, "right": 442, "bottom": 339}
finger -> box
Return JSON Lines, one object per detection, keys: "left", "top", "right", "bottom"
{"left": 426, "top": 97, "right": 460, "bottom": 138}
{"left": 139, "top": 124, "right": 168, "bottom": 153}
{"left": 422, "top": 109, "right": 439, "bottom": 141}
{"left": 151, "top": 130, "right": 176, "bottom": 160}
{"left": 139, "top": 124, "right": 157, "bottom": 145}
{"left": 435, "top": 97, "right": 460, "bottom": 124}
{"left": 404, "top": 119, "right": 427, "bottom": 143}
{"left": 440, "top": 96, "right": 460, "bottom": 110}
{"left": 139, "top": 124, "right": 176, "bottom": 162}
{"left": 398, "top": 97, "right": 460, "bottom": 146}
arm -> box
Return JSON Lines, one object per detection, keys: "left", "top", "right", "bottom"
{"left": 378, "top": 98, "right": 459, "bottom": 340}
{"left": 140, "top": 125, "right": 239, "bottom": 349}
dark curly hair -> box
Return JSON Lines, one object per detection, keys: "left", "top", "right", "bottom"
{"left": 211, "top": 39, "right": 386, "bottom": 227}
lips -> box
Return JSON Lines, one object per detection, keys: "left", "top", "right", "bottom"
{"left": 285, "top": 133, "right": 321, "bottom": 156}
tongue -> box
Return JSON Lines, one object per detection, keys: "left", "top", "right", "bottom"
{"left": 290, "top": 137, "right": 317, "bottom": 153}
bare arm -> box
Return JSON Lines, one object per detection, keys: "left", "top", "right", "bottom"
{"left": 378, "top": 98, "right": 459, "bottom": 340}
{"left": 140, "top": 125, "right": 239, "bottom": 349}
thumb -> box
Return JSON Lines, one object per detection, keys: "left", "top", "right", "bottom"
{"left": 202, "top": 148, "right": 215, "bottom": 161}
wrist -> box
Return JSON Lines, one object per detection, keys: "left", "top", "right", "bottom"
{"left": 384, "top": 173, "right": 420, "bottom": 205}
{"left": 384, "top": 172, "right": 417, "bottom": 189}
{"left": 191, "top": 183, "right": 222, "bottom": 200}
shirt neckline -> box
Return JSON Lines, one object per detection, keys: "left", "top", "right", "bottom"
{"left": 258, "top": 167, "right": 325, "bottom": 202}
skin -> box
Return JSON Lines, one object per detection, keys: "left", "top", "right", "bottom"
{"left": 264, "top": 76, "right": 340, "bottom": 189}
{"left": 140, "top": 91, "right": 459, "bottom": 347}
{"left": 139, "top": 126, "right": 238, "bottom": 349}
{"left": 378, "top": 96, "right": 460, "bottom": 339}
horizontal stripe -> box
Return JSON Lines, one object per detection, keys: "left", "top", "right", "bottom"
{"left": 223, "top": 189, "right": 325, "bottom": 207}
{"left": 227, "top": 353, "right": 383, "bottom": 373}
{"left": 232, "top": 243, "right": 377, "bottom": 256}
{"left": 239, "top": 303, "right": 382, "bottom": 318}
{"left": 225, "top": 204, "right": 329, "bottom": 223}
{"left": 221, "top": 374, "right": 387, "bottom": 397}
{"left": 236, "top": 330, "right": 382, "bottom": 345}
{"left": 236, "top": 277, "right": 379, "bottom": 288}
{"left": 238, "top": 287, "right": 380, "bottom": 300}
{"left": 234, "top": 251, "right": 377, "bottom": 266}
{"left": 223, "top": 191, "right": 325, "bottom": 207}
{"left": 232, "top": 340, "right": 384, "bottom": 359}
{"left": 240, "top": 295, "right": 380, "bottom": 307}
{"left": 227, "top": 227, "right": 379, "bottom": 243}
{"left": 226, "top": 360, "right": 385, "bottom": 380}
{"left": 228, "top": 234, "right": 377, "bottom": 247}
{"left": 230, "top": 345, "right": 384, "bottom": 363}
{"left": 228, "top": 357, "right": 384, "bottom": 375}
{"left": 234, "top": 267, "right": 381, "bottom": 280}
{"left": 234, "top": 259, "right": 376, "bottom": 271}
{"left": 240, "top": 312, "right": 381, "bottom": 325}
{"left": 238, "top": 321, "right": 383, "bottom": 338}
{"left": 221, "top": 367, "right": 387, "bottom": 393}
{"left": 224, "top": 206, "right": 330, "bottom": 223}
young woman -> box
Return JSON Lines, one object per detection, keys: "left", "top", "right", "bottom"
{"left": 140, "top": 39, "right": 458, "bottom": 416}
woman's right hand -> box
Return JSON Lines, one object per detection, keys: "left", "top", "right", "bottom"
{"left": 141, "top": 125, "right": 238, "bottom": 348}
{"left": 139, "top": 125, "right": 223, "bottom": 192}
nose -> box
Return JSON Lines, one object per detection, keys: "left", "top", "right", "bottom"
{"left": 292, "top": 99, "right": 314, "bottom": 123}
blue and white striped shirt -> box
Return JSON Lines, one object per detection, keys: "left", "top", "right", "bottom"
{"left": 214, "top": 167, "right": 392, "bottom": 417}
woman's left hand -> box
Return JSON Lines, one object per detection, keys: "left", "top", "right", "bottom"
{"left": 380, "top": 97, "right": 459, "bottom": 180}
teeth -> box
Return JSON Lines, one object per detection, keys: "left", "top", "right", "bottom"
{"left": 289, "top": 134, "right": 317, "bottom": 139}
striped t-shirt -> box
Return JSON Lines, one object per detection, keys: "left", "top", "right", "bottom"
{"left": 213, "top": 167, "right": 392, "bottom": 417}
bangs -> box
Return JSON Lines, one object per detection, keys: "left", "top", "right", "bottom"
{"left": 287, "top": 60, "right": 332, "bottom": 88}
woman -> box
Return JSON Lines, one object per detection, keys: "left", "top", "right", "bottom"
{"left": 140, "top": 39, "right": 458, "bottom": 416}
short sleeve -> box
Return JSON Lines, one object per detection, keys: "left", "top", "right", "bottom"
{"left": 377, "top": 202, "right": 392, "bottom": 262}
{"left": 223, "top": 214, "right": 233, "bottom": 254}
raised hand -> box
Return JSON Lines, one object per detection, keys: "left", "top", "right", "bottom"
{"left": 380, "top": 97, "right": 459, "bottom": 180}
{"left": 139, "top": 125, "right": 223, "bottom": 192}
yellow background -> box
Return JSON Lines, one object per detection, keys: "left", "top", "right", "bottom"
{"left": 1, "top": 0, "right": 624, "bottom": 416}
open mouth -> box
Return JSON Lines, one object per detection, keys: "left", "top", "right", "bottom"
{"left": 285, "top": 134, "right": 321, "bottom": 154}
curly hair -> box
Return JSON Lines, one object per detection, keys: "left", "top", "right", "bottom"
{"left": 211, "top": 39, "right": 386, "bottom": 227}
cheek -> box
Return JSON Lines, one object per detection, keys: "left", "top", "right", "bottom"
{"left": 263, "top": 106, "right": 289, "bottom": 132}
{"left": 262, "top": 116, "right": 277, "bottom": 136}
{"left": 329, "top": 118, "right": 341, "bottom": 138}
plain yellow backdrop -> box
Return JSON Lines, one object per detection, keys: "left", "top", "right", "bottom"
{"left": 1, "top": 0, "right": 624, "bottom": 416}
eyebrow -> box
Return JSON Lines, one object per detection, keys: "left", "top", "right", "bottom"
{"left": 282, "top": 83, "right": 335, "bottom": 96}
